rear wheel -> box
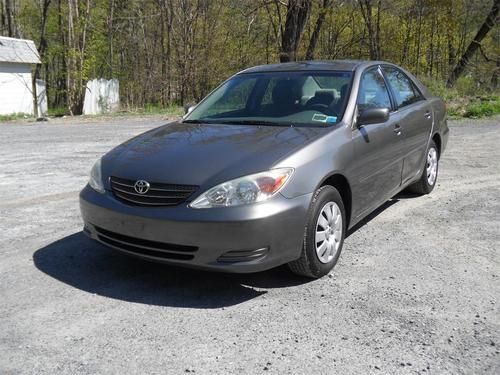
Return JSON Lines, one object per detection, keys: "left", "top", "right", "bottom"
{"left": 407, "top": 140, "right": 439, "bottom": 195}
{"left": 288, "top": 185, "right": 346, "bottom": 278}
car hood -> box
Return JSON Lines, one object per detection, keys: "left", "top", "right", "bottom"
{"left": 103, "top": 121, "right": 326, "bottom": 188}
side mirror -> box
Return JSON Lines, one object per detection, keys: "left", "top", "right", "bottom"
{"left": 357, "top": 107, "right": 390, "bottom": 126}
{"left": 184, "top": 103, "right": 196, "bottom": 115}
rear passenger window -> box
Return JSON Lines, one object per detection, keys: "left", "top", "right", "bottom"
{"left": 383, "top": 67, "right": 422, "bottom": 108}
{"left": 357, "top": 68, "right": 392, "bottom": 111}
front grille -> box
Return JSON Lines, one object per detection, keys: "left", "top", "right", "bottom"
{"left": 110, "top": 176, "right": 198, "bottom": 206}
{"left": 94, "top": 225, "right": 198, "bottom": 261}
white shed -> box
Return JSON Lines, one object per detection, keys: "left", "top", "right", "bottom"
{"left": 0, "top": 36, "right": 46, "bottom": 116}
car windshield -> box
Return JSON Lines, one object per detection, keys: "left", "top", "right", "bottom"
{"left": 184, "top": 71, "right": 352, "bottom": 127}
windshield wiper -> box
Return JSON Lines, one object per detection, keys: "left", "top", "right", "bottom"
{"left": 215, "top": 119, "right": 289, "bottom": 127}
{"left": 182, "top": 119, "right": 204, "bottom": 124}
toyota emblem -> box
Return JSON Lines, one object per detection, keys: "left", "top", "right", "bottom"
{"left": 134, "top": 180, "right": 150, "bottom": 194}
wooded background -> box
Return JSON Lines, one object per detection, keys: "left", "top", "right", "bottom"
{"left": 1, "top": 0, "right": 498, "bottom": 115}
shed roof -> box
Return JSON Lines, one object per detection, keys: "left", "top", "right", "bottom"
{"left": 0, "top": 36, "right": 41, "bottom": 64}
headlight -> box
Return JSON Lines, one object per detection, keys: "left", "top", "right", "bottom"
{"left": 190, "top": 168, "right": 293, "bottom": 208}
{"left": 89, "top": 158, "right": 105, "bottom": 193}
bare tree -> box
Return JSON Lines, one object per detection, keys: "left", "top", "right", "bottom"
{"left": 280, "top": 0, "right": 312, "bottom": 62}
{"left": 305, "top": 0, "right": 332, "bottom": 60}
{"left": 358, "top": 0, "right": 382, "bottom": 60}
{"left": 171, "top": 0, "right": 201, "bottom": 105}
{"left": 447, "top": 0, "right": 499, "bottom": 87}
{"left": 31, "top": 0, "right": 52, "bottom": 118}
{"left": 67, "top": 0, "right": 92, "bottom": 114}
{"left": 3, "top": 0, "right": 15, "bottom": 37}
{"left": 107, "top": 0, "right": 115, "bottom": 78}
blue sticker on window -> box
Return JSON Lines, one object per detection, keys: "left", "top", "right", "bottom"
{"left": 312, "top": 114, "right": 337, "bottom": 124}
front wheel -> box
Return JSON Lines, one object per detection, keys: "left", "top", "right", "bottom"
{"left": 407, "top": 140, "right": 439, "bottom": 195}
{"left": 288, "top": 185, "right": 346, "bottom": 278}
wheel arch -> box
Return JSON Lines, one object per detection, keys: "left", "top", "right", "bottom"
{"left": 432, "top": 132, "right": 442, "bottom": 156}
{"left": 318, "top": 173, "right": 352, "bottom": 228}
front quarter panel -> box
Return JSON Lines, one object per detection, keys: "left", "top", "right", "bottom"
{"left": 275, "top": 122, "right": 354, "bottom": 199}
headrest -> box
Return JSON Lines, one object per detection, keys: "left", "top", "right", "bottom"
{"left": 313, "top": 89, "right": 337, "bottom": 102}
{"left": 272, "top": 80, "right": 299, "bottom": 106}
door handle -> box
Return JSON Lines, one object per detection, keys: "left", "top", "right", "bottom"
{"left": 393, "top": 124, "right": 402, "bottom": 135}
{"left": 424, "top": 111, "right": 432, "bottom": 119}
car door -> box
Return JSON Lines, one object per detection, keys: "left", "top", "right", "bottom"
{"left": 382, "top": 66, "right": 433, "bottom": 185}
{"left": 350, "top": 66, "right": 405, "bottom": 220}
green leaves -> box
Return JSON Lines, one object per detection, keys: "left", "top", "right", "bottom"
{"left": 7, "top": 0, "right": 498, "bottom": 114}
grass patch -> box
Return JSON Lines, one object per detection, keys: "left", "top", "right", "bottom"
{"left": 446, "top": 96, "right": 500, "bottom": 119}
{"left": 131, "top": 104, "right": 184, "bottom": 117}
{"left": 48, "top": 104, "right": 184, "bottom": 118}
{"left": 463, "top": 97, "right": 500, "bottom": 118}
{"left": 76, "top": 104, "right": 184, "bottom": 118}
{"left": 0, "top": 113, "right": 32, "bottom": 122}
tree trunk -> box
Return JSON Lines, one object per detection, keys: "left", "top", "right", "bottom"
{"left": 305, "top": 0, "right": 330, "bottom": 60}
{"left": 66, "top": 0, "right": 92, "bottom": 114}
{"left": 280, "top": 0, "right": 312, "bottom": 62}
{"left": 428, "top": 12, "right": 436, "bottom": 77}
{"left": 447, "top": 0, "right": 499, "bottom": 87}
{"left": 56, "top": 0, "right": 67, "bottom": 109}
{"left": 4, "top": 0, "right": 13, "bottom": 37}
{"left": 159, "top": 0, "right": 166, "bottom": 105}
{"left": 31, "top": 0, "right": 52, "bottom": 118}
{"left": 492, "top": 61, "right": 500, "bottom": 89}
{"left": 359, "top": 0, "right": 381, "bottom": 60}
{"left": 108, "top": 0, "right": 115, "bottom": 78}
{"left": 415, "top": 0, "right": 423, "bottom": 75}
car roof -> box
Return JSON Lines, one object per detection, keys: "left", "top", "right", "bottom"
{"left": 238, "top": 60, "right": 382, "bottom": 74}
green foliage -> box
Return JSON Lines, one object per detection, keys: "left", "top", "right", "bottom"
{"left": 47, "top": 107, "right": 70, "bottom": 117}
{"left": 7, "top": 0, "right": 500, "bottom": 119}
{"left": 420, "top": 77, "right": 454, "bottom": 100}
{"left": 0, "top": 113, "right": 32, "bottom": 122}
{"left": 464, "top": 97, "right": 500, "bottom": 118}
{"left": 420, "top": 76, "right": 499, "bottom": 119}
{"left": 130, "top": 104, "right": 184, "bottom": 117}
{"left": 454, "top": 76, "right": 482, "bottom": 98}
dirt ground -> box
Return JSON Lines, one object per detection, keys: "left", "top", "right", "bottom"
{"left": 0, "top": 115, "right": 499, "bottom": 374}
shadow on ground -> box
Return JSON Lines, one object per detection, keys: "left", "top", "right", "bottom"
{"left": 346, "top": 192, "right": 411, "bottom": 236}
{"left": 34, "top": 191, "right": 411, "bottom": 308}
{"left": 33, "top": 232, "right": 310, "bottom": 309}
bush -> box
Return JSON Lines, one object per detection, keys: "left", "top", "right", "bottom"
{"left": 48, "top": 107, "right": 70, "bottom": 117}
{"left": 464, "top": 97, "right": 500, "bottom": 118}
{"left": 419, "top": 76, "right": 500, "bottom": 119}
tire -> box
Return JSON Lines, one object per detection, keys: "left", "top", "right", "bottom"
{"left": 288, "top": 185, "right": 346, "bottom": 278}
{"left": 407, "top": 140, "right": 439, "bottom": 195}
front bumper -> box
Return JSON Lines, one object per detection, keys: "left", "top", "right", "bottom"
{"left": 79, "top": 185, "right": 312, "bottom": 273}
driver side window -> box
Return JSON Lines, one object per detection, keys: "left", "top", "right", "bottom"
{"left": 358, "top": 68, "right": 391, "bottom": 112}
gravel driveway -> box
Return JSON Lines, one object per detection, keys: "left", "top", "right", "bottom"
{"left": 0, "top": 116, "right": 499, "bottom": 374}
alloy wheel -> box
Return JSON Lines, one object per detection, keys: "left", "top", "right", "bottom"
{"left": 315, "top": 201, "right": 343, "bottom": 264}
{"left": 427, "top": 147, "right": 438, "bottom": 186}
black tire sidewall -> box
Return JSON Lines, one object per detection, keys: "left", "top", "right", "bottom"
{"left": 303, "top": 186, "right": 346, "bottom": 278}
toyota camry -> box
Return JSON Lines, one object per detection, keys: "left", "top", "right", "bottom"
{"left": 80, "top": 60, "right": 448, "bottom": 278}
